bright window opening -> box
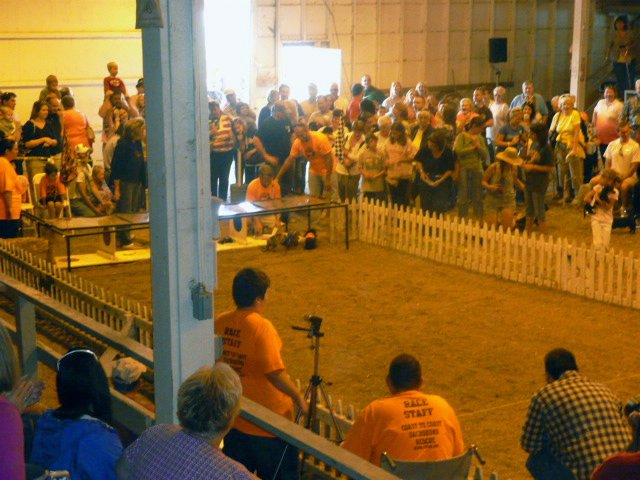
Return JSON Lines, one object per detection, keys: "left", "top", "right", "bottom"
{"left": 203, "top": 0, "right": 252, "bottom": 103}
{"left": 280, "top": 45, "right": 342, "bottom": 101}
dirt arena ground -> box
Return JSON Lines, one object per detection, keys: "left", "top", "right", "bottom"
{"left": 62, "top": 204, "right": 639, "bottom": 479}
{"left": 29, "top": 204, "right": 640, "bottom": 480}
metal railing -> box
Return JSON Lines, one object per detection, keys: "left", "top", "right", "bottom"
{"left": 0, "top": 271, "right": 397, "bottom": 480}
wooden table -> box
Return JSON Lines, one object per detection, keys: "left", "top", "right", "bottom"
{"left": 217, "top": 195, "right": 349, "bottom": 249}
{"left": 23, "top": 211, "right": 151, "bottom": 270}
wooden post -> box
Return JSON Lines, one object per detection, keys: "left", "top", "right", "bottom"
{"left": 16, "top": 295, "right": 38, "bottom": 377}
{"left": 569, "top": 0, "right": 592, "bottom": 109}
{"left": 142, "top": 0, "right": 216, "bottom": 423}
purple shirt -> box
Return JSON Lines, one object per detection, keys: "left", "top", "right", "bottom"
{"left": 0, "top": 395, "right": 25, "bottom": 480}
{"left": 123, "top": 424, "right": 253, "bottom": 480}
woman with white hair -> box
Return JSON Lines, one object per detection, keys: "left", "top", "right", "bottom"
{"left": 488, "top": 86, "right": 509, "bottom": 143}
{"left": 116, "top": 364, "right": 253, "bottom": 479}
{"left": 549, "top": 94, "right": 585, "bottom": 204}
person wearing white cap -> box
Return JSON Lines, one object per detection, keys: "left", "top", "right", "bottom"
{"left": 482, "top": 146, "right": 524, "bottom": 228}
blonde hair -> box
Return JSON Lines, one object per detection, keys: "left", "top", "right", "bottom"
{"left": 0, "top": 323, "right": 18, "bottom": 394}
{"left": 107, "top": 61, "right": 118, "bottom": 71}
{"left": 559, "top": 94, "right": 573, "bottom": 108}
{"left": 177, "top": 364, "right": 242, "bottom": 439}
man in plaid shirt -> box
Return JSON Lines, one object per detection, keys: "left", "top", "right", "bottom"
{"left": 521, "top": 348, "right": 631, "bottom": 480}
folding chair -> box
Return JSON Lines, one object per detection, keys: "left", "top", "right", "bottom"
{"left": 381, "top": 445, "right": 485, "bottom": 480}
{"left": 19, "top": 175, "right": 36, "bottom": 235}
{"left": 20, "top": 175, "right": 34, "bottom": 213}
{"left": 32, "top": 172, "right": 45, "bottom": 216}
{"left": 32, "top": 172, "right": 71, "bottom": 219}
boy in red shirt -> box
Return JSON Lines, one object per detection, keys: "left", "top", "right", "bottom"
{"left": 104, "top": 61, "right": 128, "bottom": 96}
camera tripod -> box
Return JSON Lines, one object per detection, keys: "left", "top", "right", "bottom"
{"left": 272, "top": 315, "right": 343, "bottom": 480}
{"left": 293, "top": 315, "right": 344, "bottom": 440}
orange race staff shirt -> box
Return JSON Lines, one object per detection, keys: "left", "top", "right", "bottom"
{"left": 342, "top": 390, "right": 465, "bottom": 466}
{"left": 289, "top": 131, "right": 332, "bottom": 176}
{"left": 246, "top": 178, "right": 281, "bottom": 202}
{"left": 215, "top": 309, "right": 294, "bottom": 437}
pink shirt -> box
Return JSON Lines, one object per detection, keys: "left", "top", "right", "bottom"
{"left": 594, "top": 99, "right": 624, "bottom": 145}
{"left": 0, "top": 395, "right": 25, "bottom": 480}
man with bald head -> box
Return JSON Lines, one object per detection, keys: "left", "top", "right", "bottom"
{"left": 361, "top": 74, "right": 386, "bottom": 106}
{"left": 510, "top": 81, "right": 549, "bottom": 123}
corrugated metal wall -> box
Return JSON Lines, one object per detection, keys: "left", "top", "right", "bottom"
{"left": 253, "top": 0, "right": 613, "bottom": 107}
{"left": 0, "top": 0, "right": 617, "bottom": 118}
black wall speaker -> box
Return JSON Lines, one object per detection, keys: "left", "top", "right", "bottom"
{"left": 489, "top": 38, "right": 508, "bottom": 63}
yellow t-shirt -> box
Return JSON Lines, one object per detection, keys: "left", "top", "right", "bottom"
{"left": 215, "top": 309, "right": 293, "bottom": 437}
{"left": 342, "top": 390, "right": 465, "bottom": 466}
{"left": 553, "top": 110, "right": 583, "bottom": 147}
{"left": 290, "top": 131, "right": 332, "bottom": 176}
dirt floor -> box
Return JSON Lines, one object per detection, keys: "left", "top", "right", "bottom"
{"left": 27, "top": 203, "right": 640, "bottom": 480}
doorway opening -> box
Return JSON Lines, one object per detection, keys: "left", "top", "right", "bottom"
{"left": 280, "top": 44, "right": 342, "bottom": 100}
{"left": 203, "top": 0, "right": 252, "bottom": 104}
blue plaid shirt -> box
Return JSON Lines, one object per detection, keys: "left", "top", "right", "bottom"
{"left": 521, "top": 371, "right": 632, "bottom": 480}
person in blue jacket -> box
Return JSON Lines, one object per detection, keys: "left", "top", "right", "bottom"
{"left": 30, "top": 348, "right": 123, "bottom": 480}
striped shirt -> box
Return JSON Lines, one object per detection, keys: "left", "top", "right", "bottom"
{"left": 521, "top": 371, "right": 631, "bottom": 480}
{"left": 210, "top": 114, "right": 235, "bottom": 152}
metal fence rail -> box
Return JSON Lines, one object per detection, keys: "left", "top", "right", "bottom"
{"left": 0, "top": 271, "right": 396, "bottom": 480}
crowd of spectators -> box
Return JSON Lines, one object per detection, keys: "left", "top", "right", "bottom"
{"left": 212, "top": 71, "right": 639, "bottom": 248}
{"left": 0, "top": 14, "right": 639, "bottom": 478}
{"left": 0, "top": 61, "right": 146, "bottom": 247}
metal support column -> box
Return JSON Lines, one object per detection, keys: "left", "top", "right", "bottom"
{"left": 140, "top": 0, "right": 216, "bottom": 423}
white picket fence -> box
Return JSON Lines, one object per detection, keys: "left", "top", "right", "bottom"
{"left": 0, "top": 240, "right": 154, "bottom": 347}
{"left": 347, "top": 198, "right": 640, "bottom": 310}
